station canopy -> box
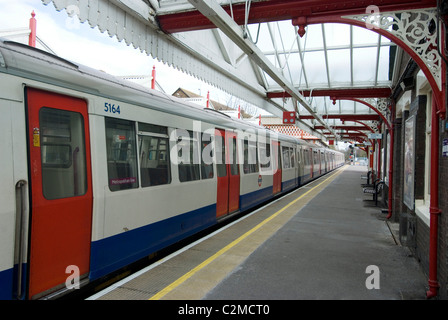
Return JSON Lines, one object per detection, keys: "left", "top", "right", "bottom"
{"left": 43, "top": 0, "right": 425, "bottom": 142}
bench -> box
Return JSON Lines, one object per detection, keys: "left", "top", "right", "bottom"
{"left": 361, "top": 177, "right": 379, "bottom": 188}
{"left": 363, "top": 180, "right": 384, "bottom": 206}
{"left": 360, "top": 170, "right": 372, "bottom": 184}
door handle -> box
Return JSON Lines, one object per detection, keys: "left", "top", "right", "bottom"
{"left": 14, "top": 180, "right": 27, "bottom": 299}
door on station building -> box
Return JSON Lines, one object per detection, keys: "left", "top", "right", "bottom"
{"left": 26, "top": 88, "right": 93, "bottom": 299}
{"left": 272, "top": 141, "right": 282, "bottom": 194}
{"left": 216, "top": 129, "right": 240, "bottom": 218}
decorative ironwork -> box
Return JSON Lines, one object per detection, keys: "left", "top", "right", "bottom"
{"left": 344, "top": 9, "right": 441, "bottom": 90}
{"left": 367, "top": 120, "right": 380, "bottom": 133}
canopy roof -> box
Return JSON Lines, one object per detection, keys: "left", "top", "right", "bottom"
{"left": 42, "top": 0, "right": 439, "bottom": 142}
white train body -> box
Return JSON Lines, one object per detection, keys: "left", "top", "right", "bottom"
{"left": 0, "top": 39, "right": 344, "bottom": 299}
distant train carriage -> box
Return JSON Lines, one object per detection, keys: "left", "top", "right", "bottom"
{"left": 0, "top": 39, "right": 344, "bottom": 300}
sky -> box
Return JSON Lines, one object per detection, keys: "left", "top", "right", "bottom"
{"left": 0, "top": 0, "right": 254, "bottom": 112}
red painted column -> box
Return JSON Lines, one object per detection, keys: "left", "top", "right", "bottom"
{"left": 151, "top": 65, "right": 156, "bottom": 90}
{"left": 386, "top": 104, "right": 395, "bottom": 219}
{"left": 206, "top": 91, "right": 210, "bottom": 108}
{"left": 426, "top": 97, "right": 441, "bottom": 299}
{"left": 29, "top": 11, "right": 36, "bottom": 47}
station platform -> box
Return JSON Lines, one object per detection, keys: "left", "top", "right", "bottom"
{"left": 88, "top": 165, "right": 428, "bottom": 301}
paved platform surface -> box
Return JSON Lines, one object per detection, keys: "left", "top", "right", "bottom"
{"left": 89, "top": 165, "right": 428, "bottom": 300}
{"left": 205, "top": 166, "right": 428, "bottom": 300}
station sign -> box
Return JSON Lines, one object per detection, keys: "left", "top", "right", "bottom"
{"left": 368, "top": 133, "right": 382, "bottom": 139}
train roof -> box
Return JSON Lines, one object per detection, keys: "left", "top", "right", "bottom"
{"left": 0, "top": 39, "right": 337, "bottom": 150}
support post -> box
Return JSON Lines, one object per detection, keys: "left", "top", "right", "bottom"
{"left": 29, "top": 11, "right": 36, "bottom": 47}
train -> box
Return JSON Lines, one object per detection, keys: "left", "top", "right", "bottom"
{"left": 0, "top": 38, "right": 344, "bottom": 300}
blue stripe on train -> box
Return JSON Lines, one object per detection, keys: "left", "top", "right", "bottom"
{"left": 89, "top": 204, "right": 216, "bottom": 280}
{"left": 0, "top": 268, "right": 13, "bottom": 300}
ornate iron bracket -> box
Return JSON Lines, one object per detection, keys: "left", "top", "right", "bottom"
{"left": 344, "top": 8, "right": 441, "bottom": 91}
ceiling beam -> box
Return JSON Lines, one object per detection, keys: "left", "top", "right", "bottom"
{"left": 314, "top": 126, "right": 372, "bottom": 131}
{"left": 267, "top": 87, "right": 392, "bottom": 99}
{"left": 299, "top": 114, "right": 380, "bottom": 121}
{"left": 186, "top": 0, "right": 336, "bottom": 136}
{"left": 157, "top": 0, "right": 436, "bottom": 33}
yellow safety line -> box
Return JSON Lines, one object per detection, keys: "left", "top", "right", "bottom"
{"left": 149, "top": 166, "right": 346, "bottom": 300}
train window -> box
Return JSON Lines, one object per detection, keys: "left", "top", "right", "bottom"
{"left": 216, "top": 132, "right": 227, "bottom": 178}
{"left": 259, "top": 141, "right": 271, "bottom": 170}
{"left": 277, "top": 143, "right": 282, "bottom": 170}
{"left": 229, "top": 137, "right": 239, "bottom": 176}
{"left": 243, "top": 139, "right": 259, "bottom": 174}
{"left": 40, "top": 108, "right": 87, "bottom": 199}
{"left": 105, "top": 118, "right": 139, "bottom": 191}
{"left": 282, "top": 146, "right": 290, "bottom": 169}
{"left": 177, "top": 130, "right": 200, "bottom": 182}
{"left": 138, "top": 123, "right": 171, "bottom": 187}
{"left": 139, "top": 122, "right": 167, "bottom": 135}
{"left": 304, "top": 149, "right": 310, "bottom": 166}
{"left": 290, "top": 148, "right": 295, "bottom": 168}
{"left": 201, "top": 132, "right": 214, "bottom": 179}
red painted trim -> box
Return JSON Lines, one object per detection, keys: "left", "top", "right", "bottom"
{"left": 338, "top": 97, "right": 391, "bottom": 131}
{"left": 297, "top": 14, "right": 444, "bottom": 117}
{"left": 426, "top": 97, "right": 441, "bottom": 298}
{"left": 158, "top": 0, "right": 436, "bottom": 33}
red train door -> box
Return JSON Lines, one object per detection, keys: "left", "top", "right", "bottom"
{"left": 26, "top": 88, "right": 93, "bottom": 299}
{"left": 272, "top": 141, "right": 282, "bottom": 194}
{"left": 216, "top": 129, "right": 240, "bottom": 218}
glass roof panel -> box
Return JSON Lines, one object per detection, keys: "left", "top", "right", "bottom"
{"left": 302, "top": 50, "right": 327, "bottom": 85}
{"left": 340, "top": 100, "right": 356, "bottom": 113}
{"left": 287, "top": 52, "right": 303, "bottom": 80}
{"left": 327, "top": 49, "right": 351, "bottom": 84}
{"left": 377, "top": 46, "right": 393, "bottom": 83}
{"left": 352, "top": 47, "right": 377, "bottom": 83}
{"left": 323, "top": 24, "right": 351, "bottom": 47}
{"left": 247, "top": 23, "right": 274, "bottom": 51}
{"left": 352, "top": 25, "right": 380, "bottom": 45}
{"left": 300, "top": 24, "right": 324, "bottom": 49}
{"left": 355, "top": 104, "right": 373, "bottom": 114}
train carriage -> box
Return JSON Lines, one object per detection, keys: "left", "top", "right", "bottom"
{"left": 0, "top": 39, "right": 344, "bottom": 300}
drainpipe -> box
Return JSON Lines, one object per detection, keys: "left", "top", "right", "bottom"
{"left": 426, "top": 97, "right": 441, "bottom": 299}
{"left": 377, "top": 138, "right": 381, "bottom": 179}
